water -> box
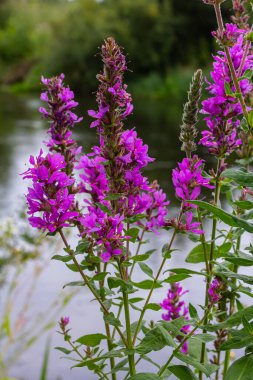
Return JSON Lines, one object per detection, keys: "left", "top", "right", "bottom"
{"left": 0, "top": 91, "right": 250, "bottom": 379}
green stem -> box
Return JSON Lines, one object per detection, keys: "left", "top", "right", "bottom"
{"left": 223, "top": 351, "right": 230, "bottom": 379}
{"left": 199, "top": 159, "right": 222, "bottom": 380}
{"left": 111, "top": 229, "right": 146, "bottom": 341}
{"left": 67, "top": 339, "right": 85, "bottom": 360}
{"left": 123, "top": 290, "right": 136, "bottom": 376}
{"left": 104, "top": 323, "right": 116, "bottom": 380}
{"left": 132, "top": 224, "right": 180, "bottom": 345}
{"left": 215, "top": 350, "right": 221, "bottom": 380}
{"left": 159, "top": 310, "right": 210, "bottom": 376}
{"left": 66, "top": 336, "right": 110, "bottom": 380}
{"left": 222, "top": 236, "right": 241, "bottom": 379}
{"left": 58, "top": 229, "right": 128, "bottom": 347}
{"left": 99, "top": 263, "right": 116, "bottom": 380}
{"left": 130, "top": 229, "right": 146, "bottom": 277}
{"left": 120, "top": 230, "right": 136, "bottom": 376}
{"left": 198, "top": 211, "right": 210, "bottom": 380}
{"left": 210, "top": 159, "right": 222, "bottom": 274}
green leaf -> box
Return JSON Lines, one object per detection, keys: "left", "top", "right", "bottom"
{"left": 144, "top": 303, "right": 161, "bottom": 311}
{"left": 51, "top": 254, "right": 71, "bottom": 262}
{"left": 239, "top": 69, "right": 253, "bottom": 81}
{"left": 191, "top": 333, "right": 216, "bottom": 343}
{"left": 249, "top": 110, "right": 253, "bottom": 129}
{"left": 223, "top": 168, "right": 253, "bottom": 187}
{"left": 225, "top": 81, "right": 234, "bottom": 97}
{"left": 131, "top": 250, "right": 156, "bottom": 262}
{"left": 66, "top": 263, "right": 82, "bottom": 272}
{"left": 91, "top": 272, "right": 108, "bottom": 281}
{"left": 175, "top": 352, "right": 218, "bottom": 376}
{"left": 139, "top": 262, "right": 153, "bottom": 278}
{"left": 55, "top": 346, "right": 72, "bottom": 354}
{"left": 107, "top": 277, "right": 132, "bottom": 291}
{"left": 207, "top": 305, "right": 253, "bottom": 331}
{"left": 186, "top": 242, "right": 231, "bottom": 263}
{"left": 125, "top": 227, "right": 140, "bottom": 243}
{"left": 104, "top": 312, "right": 122, "bottom": 327}
{"left": 63, "top": 281, "right": 85, "bottom": 288}
{"left": 105, "top": 193, "right": 122, "bottom": 200}
{"left": 75, "top": 240, "right": 90, "bottom": 254}
{"left": 190, "top": 201, "right": 253, "bottom": 233}
{"left": 220, "top": 335, "right": 252, "bottom": 350}
{"left": 163, "top": 274, "right": 191, "bottom": 283}
{"left": 125, "top": 213, "right": 146, "bottom": 223}
{"left": 112, "top": 358, "right": 129, "bottom": 373}
{"left": 224, "top": 354, "right": 253, "bottom": 380}
{"left": 162, "top": 244, "right": 175, "bottom": 259}
{"left": 225, "top": 252, "right": 253, "bottom": 266}
{"left": 168, "top": 268, "right": 206, "bottom": 276}
{"left": 129, "top": 297, "right": 144, "bottom": 303}
{"left": 95, "top": 202, "right": 112, "bottom": 214}
{"left": 128, "top": 374, "right": 162, "bottom": 380}
{"left": 234, "top": 201, "right": 253, "bottom": 210}
{"left": 132, "top": 280, "right": 162, "bottom": 289}
{"left": 217, "top": 268, "right": 253, "bottom": 285}
{"left": 242, "top": 315, "right": 253, "bottom": 335}
{"left": 168, "top": 365, "right": 197, "bottom": 380}
{"left": 76, "top": 333, "right": 107, "bottom": 347}
{"left": 160, "top": 317, "right": 189, "bottom": 337}
{"left": 189, "top": 303, "right": 198, "bottom": 319}
{"left": 136, "top": 325, "right": 175, "bottom": 355}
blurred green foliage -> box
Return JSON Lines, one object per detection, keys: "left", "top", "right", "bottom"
{"left": 0, "top": 0, "right": 230, "bottom": 94}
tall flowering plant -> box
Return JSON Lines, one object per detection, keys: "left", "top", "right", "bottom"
{"left": 22, "top": 1, "right": 253, "bottom": 379}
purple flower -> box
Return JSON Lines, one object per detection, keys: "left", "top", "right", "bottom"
{"left": 168, "top": 212, "right": 204, "bottom": 235}
{"left": 200, "top": 24, "right": 253, "bottom": 156}
{"left": 59, "top": 316, "right": 70, "bottom": 333}
{"left": 172, "top": 155, "right": 213, "bottom": 207}
{"left": 76, "top": 154, "right": 109, "bottom": 202}
{"left": 208, "top": 278, "right": 223, "bottom": 303}
{"left": 77, "top": 38, "right": 170, "bottom": 262}
{"left": 161, "top": 282, "right": 191, "bottom": 353}
{"left": 39, "top": 74, "right": 82, "bottom": 170}
{"left": 88, "top": 37, "right": 132, "bottom": 132}
{"left": 22, "top": 150, "right": 78, "bottom": 233}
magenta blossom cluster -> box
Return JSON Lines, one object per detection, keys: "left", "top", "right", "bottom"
{"left": 172, "top": 155, "right": 212, "bottom": 206}
{"left": 200, "top": 23, "right": 253, "bottom": 156}
{"left": 172, "top": 155, "right": 212, "bottom": 234}
{"left": 39, "top": 74, "right": 82, "bottom": 156}
{"left": 23, "top": 75, "right": 82, "bottom": 234}
{"left": 88, "top": 39, "right": 132, "bottom": 132}
{"left": 23, "top": 150, "right": 78, "bottom": 233}
{"left": 208, "top": 278, "right": 223, "bottom": 303}
{"left": 160, "top": 282, "right": 191, "bottom": 353}
{"left": 77, "top": 38, "right": 169, "bottom": 262}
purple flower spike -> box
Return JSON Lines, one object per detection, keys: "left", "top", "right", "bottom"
{"left": 22, "top": 151, "right": 78, "bottom": 233}
{"left": 161, "top": 282, "right": 191, "bottom": 353}
{"left": 77, "top": 38, "right": 170, "bottom": 262}
{"left": 39, "top": 74, "right": 82, "bottom": 172}
{"left": 200, "top": 23, "right": 253, "bottom": 157}
{"left": 208, "top": 278, "right": 223, "bottom": 303}
{"left": 172, "top": 155, "right": 213, "bottom": 207}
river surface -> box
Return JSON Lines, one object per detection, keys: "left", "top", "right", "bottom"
{"left": 0, "top": 91, "right": 250, "bottom": 380}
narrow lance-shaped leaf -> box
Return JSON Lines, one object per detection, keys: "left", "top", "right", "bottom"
{"left": 190, "top": 200, "right": 253, "bottom": 233}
